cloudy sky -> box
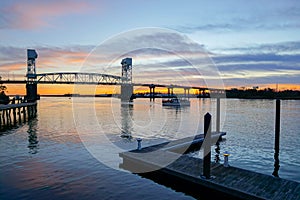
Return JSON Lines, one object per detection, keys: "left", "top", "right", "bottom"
{"left": 0, "top": 0, "right": 299, "bottom": 94}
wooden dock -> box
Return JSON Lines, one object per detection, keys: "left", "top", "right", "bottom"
{"left": 120, "top": 134, "right": 300, "bottom": 200}
{"left": 0, "top": 101, "right": 37, "bottom": 130}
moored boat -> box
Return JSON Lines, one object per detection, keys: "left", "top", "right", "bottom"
{"left": 162, "top": 97, "right": 190, "bottom": 106}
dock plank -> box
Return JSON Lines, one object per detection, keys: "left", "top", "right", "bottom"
{"left": 120, "top": 136, "right": 300, "bottom": 200}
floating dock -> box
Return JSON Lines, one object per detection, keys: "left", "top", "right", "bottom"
{"left": 120, "top": 133, "right": 300, "bottom": 200}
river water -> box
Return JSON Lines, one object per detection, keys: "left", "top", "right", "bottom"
{"left": 0, "top": 97, "right": 299, "bottom": 199}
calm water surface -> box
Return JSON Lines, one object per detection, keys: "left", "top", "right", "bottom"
{"left": 0, "top": 97, "right": 299, "bottom": 199}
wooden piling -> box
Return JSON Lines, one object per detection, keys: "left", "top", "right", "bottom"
{"left": 18, "top": 107, "right": 21, "bottom": 123}
{"left": 274, "top": 99, "right": 280, "bottom": 152}
{"left": 0, "top": 102, "right": 37, "bottom": 131}
{"left": 1, "top": 110, "right": 4, "bottom": 126}
{"left": 13, "top": 107, "right": 17, "bottom": 125}
{"left": 23, "top": 106, "right": 26, "bottom": 122}
{"left": 272, "top": 99, "right": 281, "bottom": 177}
{"left": 5, "top": 110, "right": 9, "bottom": 126}
{"left": 216, "top": 98, "right": 220, "bottom": 133}
{"left": 203, "top": 112, "right": 212, "bottom": 179}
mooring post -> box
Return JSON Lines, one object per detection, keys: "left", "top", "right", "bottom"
{"left": 203, "top": 112, "right": 212, "bottom": 179}
{"left": 223, "top": 151, "right": 230, "bottom": 167}
{"left": 216, "top": 97, "right": 220, "bottom": 133}
{"left": 272, "top": 99, "right": 281, "bottom": 177}
{"left": 137, "top": 138, "right": 142, "bottom": 150}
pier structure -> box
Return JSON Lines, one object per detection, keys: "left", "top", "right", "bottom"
{"left": 119, "top": 112, "right": 299, "bottom": 200}
{"left": 0, "top": 101, "right": 37, "bottom": 130}
{"left": 120, "top": 140, "right": 300, "bottom": 200}
{"left": 197, "top": 88, "right": 210, "bottom": 98}
{"left": 0, "top": 49, "right": 39, "bottom": 131}
{"left": 167, "top": 85, "right": 174, "bottom": 97}
{"left": 149, "top": 84, "right": 155, "bottom": 100}
{"left": 183, "top": 87, "right": 190, "bottom": 99}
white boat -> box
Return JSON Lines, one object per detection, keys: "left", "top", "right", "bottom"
{"left": 162, "top": 97, "right": 190, "bottom": 106}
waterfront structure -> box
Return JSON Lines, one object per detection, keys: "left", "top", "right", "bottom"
{"left": 0, "top": 49, "right": 225, "bottom": 102}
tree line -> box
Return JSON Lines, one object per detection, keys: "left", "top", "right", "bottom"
{"left": 226, "top": 88, "right": 300, "bottom": 99}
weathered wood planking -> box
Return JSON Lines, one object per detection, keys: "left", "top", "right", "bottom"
{"left": 120, "top": 136, "right": 300, "bottom": 200}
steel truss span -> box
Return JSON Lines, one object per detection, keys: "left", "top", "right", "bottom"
{"left": 36, "top": 72, "right": 124, "bottom": 85}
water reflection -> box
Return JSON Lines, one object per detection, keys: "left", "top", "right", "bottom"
{"left": 272, "top": 152, "right": 280, "bottom": 177}
{"left": 214, "top": 141, "right": 220, "bottom": 163}
{"left": 162, "top": 106, "right": 186, "bottom": 122}
{"left": 27, "top": 118, "right": 39, "bottom": 154}
{"left": 120, "top": 103, "right": 133, "bottom": 138}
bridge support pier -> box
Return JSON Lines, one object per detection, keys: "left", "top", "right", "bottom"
{"left": 184, "top": 88, "right": 190, "bottom": 99}
{"left": 198, "top": 89, "right": 210, "bottom": 98}
{"left": 26, "top": 49, "right": 38, "bottom": 102}
{"left": 149, "top": 84, "right": 155, "bottom": 101}
{"left": 121, "top": 84, "right": 134, "bottom": 102}
{"left": 26, "top": 83, "right": 37, "bottom": 102}
{"left": 168, "top": 87, "right": 174, "bottom": 97}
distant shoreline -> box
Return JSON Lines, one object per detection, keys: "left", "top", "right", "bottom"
{"left": 40, "top": 94, "right": 113, "bottom": 98}
{"left": 7, "top": 88, "right": 300, "bottom": 100}
{"left": 39, "top": 95, "right": 300, "bottom": 100}
{"left": 225, "top": 88, "right": 300, "bottom": 100}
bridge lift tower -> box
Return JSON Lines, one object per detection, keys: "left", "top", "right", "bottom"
{"left": 26, "top": 49, "right": 38, "bottom": 102}
{"left": 120, "top": 58, "right": 134, "bottom": 101}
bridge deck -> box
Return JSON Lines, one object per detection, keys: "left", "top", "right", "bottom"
{"left": 120, "top": 135, "right": 300, "bottom": 200}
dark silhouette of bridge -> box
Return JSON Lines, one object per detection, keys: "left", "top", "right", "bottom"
{"left": 0, "top": 49, "right": 224, "bottom": 101}
{"left": 1, "top": 72, "right": 122, "bottom": 85}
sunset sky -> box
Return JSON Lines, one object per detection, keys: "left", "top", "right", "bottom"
{"left": 0, "top": 0, "right": 299, "bottom": 95}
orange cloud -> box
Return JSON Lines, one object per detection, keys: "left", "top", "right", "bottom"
{"left": 0, "top": 46, "right": 93, "bottom": 75}
{"left": 0, "top": 62, "right": 25, "bottom": 72}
